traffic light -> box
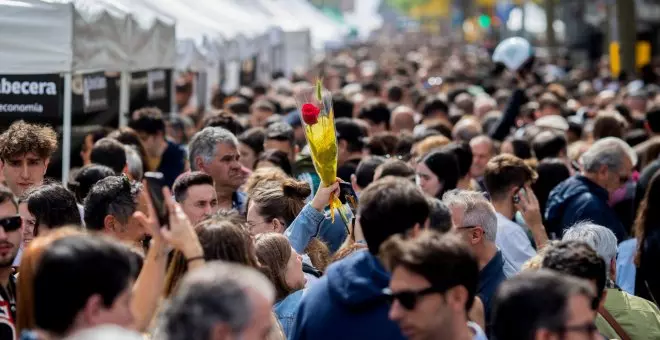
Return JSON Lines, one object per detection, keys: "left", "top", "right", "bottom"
{"left": 478, "top": 14, "right": 491, "bottom": 28}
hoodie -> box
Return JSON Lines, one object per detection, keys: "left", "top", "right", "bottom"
{"left": 288, "top": 250, "right": 405, "bottom": 340}
{"left": 545, "top": 175, "right": 627, "bottom": 242}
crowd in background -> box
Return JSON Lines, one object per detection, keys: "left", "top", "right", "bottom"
{"left": 1, "top": 42, "right": 660, "bottom": 340}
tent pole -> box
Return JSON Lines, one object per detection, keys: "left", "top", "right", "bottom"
{"left": 170, "top": 69, "right": 176, "bottom": 117}
{"left": 119, "top": 71, "right": 130, "bottom": 127}
{"left": 61, "top": 72, "right": 72, "bottom": 186}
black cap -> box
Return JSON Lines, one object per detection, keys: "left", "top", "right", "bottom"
{"left": 335, "top": 118, "right": 366, "bottom": 151}
{"left": 266, "top": 122, "right": 294, "bottom": 143}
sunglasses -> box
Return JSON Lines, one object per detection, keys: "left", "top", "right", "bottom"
{"left": 382, "top": 286, "right": 444, "bottom": 310}
{"left": 0, "top": 215, "right": 21, "bottom": 232}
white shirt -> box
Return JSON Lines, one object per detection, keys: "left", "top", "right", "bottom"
{"left": 495, "top": 212, "right": 536, "bottom": 277}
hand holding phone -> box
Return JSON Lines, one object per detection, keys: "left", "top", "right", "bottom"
{"left": 144, "top": 172, "right": 169, "bottom": 227}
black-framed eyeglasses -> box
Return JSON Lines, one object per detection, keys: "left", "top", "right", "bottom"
{"left": 0, "top": 216, "right": 21, "bottom": 232}
{"left": 557, "top": 321, "right": 598, "bottom": 335}
{"left": 382, "top": 286, "right": 445, "bottom": 310}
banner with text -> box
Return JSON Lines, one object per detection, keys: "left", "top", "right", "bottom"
{"left": 0, "top": 74, "right": 63, "bottom": 117}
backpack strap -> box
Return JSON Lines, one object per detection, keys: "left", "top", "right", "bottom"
{"left": 598, "top": 306, "right": 631, "bottom": 340}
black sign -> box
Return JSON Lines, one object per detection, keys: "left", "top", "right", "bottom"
{"left": 0, "top": 73, "right": 63, "bottom": 117}
{"left": 147, "top": 70, "right": 167, "bottom": 100}
{"left": 130, "top": 69, "right": 172, "bottom": 114}
{"left": 82, "top": 72, "right": 108, "bottom": 113}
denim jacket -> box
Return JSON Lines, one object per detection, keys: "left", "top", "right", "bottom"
{"left": 274, "top": 289, "right": 305, "bottom": 337}
{"left": 284, "top": 204, "right": 349, "bottom": 255}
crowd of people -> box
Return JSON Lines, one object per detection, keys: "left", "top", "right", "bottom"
{"left": 1, "top": 42, "right": 660, "bottom": 340}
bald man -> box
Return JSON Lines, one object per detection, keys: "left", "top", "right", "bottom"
{"left": 390, "top": 106, "right": 416, "bottom": 134}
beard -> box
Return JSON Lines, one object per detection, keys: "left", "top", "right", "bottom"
{"left": 0, "top": 248, "right": 18, "bottom": 268}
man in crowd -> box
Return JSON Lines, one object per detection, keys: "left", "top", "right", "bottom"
{"left": 129, "top": 108, "right": 186, "bottom": 187}
{"left": 290, "top": 177, "right": 429, "bottom": 340}
{"left": 80, "top": 127, "right": 112, "bottom": 166}
{"left": 0, "top": 186, "right": 20, "bottom": 340}
{"left": 33, "top": 235, "right": 137, "bottom": 338}
{"left": 349, "top": 156, "right": 385, "bottom": 195}
{"left": 532, "top": 130, "right": 568, "bottom": 162}
{"left": 390, "top": 106, "right": 416, "bottom": 134}
{"left": 561, "top": 225, "right": 660, "bottom": 339}
{"left": 90, "top": 138, "right": 128, "bottom": 175}
{"left": 83, "top": 176, "right": 144, "bottom": 242}
{"left": 483, "top": 155, "right": 548, "bottom": 275}
{"left": 188, "top": 127, "right": 247, "bottom": 212}
{"left": 0, "top": 121, "right": 58, "bottom": 197}
{"left": 358, "top": 99, "right": 391, "bottom": 135}
{"left": 249, "top": 100, "right": 276, "bottom": 128}
{"left": 492, "top": 270, "right": 599, "bottom": 340}
{"left": 381, "top": 231, "right": 486, "bottom": 340}
{"left": 545, "top": 137, "right": 635, "bottom": 242}
{"left": 442, "top": 190, "right": 508, "bottom": 328}
{"left": 469, "top": 135, "right": 497, "bottom": 182}
{"left": 336, "top": 117, "right": 367, "bottom": 182}
{"left": 421, "top": 96, "right": 450, "bottom": 123}
{"left": 158, "top": 262, "right": 275, "bottom": 340}
{"left": 172, "top": 172, "right": 219, "bottom": 225}
{"left": 264, "top": 122, "right": 297, "bottom": 163}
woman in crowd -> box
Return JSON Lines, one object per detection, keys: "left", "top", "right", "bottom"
{"left": 247, "top": 179, "right": 331, "bottom": 276}
{"left": 255, "top": 233, "right": 306, "bottom": 336}
{"left": 635, "top": 172, "right": 660, "bottom": 306}
{"left": 415, "top": 149, "right": 460, "bottom": 199}
{"left": 164, "top": 210, "right": 259, "bottom": 297}
{"left": 68, "top": 164, "right": 115, "bottom": 205}
{"left": 21, "top": 184, "right": 82, "bottom": 243}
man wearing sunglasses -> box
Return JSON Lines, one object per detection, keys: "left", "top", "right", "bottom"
{"left": 380, "top": 231, "right": 486, "bottom": 340}
{"left": 0, "top": 185, "right": 21, "bottom": 340}
{"left": 492, "top": 270, "right": 600, "bottom": 340}
{"left": 545, "top": 137, "right": 635, "bottom": 243}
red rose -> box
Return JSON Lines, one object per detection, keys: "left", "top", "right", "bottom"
{"left": 301, "top": 103, "right": 320, "bottom": 125}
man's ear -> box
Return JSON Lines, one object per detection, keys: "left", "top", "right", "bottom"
{"left": 195, "top": 157, "right": 206, "bottom": 172}
{"left": 44, "top": 158, "right": 50, "bottom": 174}
{"left": 471, "top": 227, "right": 484, "bottom": 245}
{"left": 122, "top": 164, "right": 129, "bottom": 178}
{"left": 447, "top": 285, "right": 469, "bottom": 311}
{"left": 81, "top": 294, "right": 104, "bottom": 327}
{"left": 103, "top": 215, "right": 115, "bottom": 232}
{"left": 294, "top": 144, "right": 300, "bottom": 156}
{"left": 351, "top": 174, "right": 360, "bottom": 193}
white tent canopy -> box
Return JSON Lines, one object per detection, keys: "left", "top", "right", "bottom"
{"left": 0, "top": 0, "right": 176, "bottom": 74}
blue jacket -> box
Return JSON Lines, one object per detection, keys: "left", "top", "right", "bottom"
{"left": 545, "top": 175, "right": 627, "bottom": 242}
{"left": 285, "top": 204, "right": 348, "bottom": 255}
{"left": 157, "top": 140, "right": 187, "bottom": 188}
{"left": 288, "top": 250, "right": 405, "bottom": 340}
{"left": 275, "top": 289, "right": 305, "bottom": 337}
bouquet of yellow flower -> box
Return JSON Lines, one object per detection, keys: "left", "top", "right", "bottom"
{"left": 295, "top": 80, "right": 349, "bottom": 224}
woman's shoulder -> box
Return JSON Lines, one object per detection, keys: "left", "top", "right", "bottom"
{"left": 274, "top": 289, "right": 305, "bottom": 316}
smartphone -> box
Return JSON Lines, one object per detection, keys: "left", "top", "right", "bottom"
{"left": 144, "top": 172, "right": 169, "bottom": 227}
{"left": 513, "top": 187, "right": 526, "bottom": 204}
{"left": 338, "top": 181, "right": 358, "bottom": 213}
